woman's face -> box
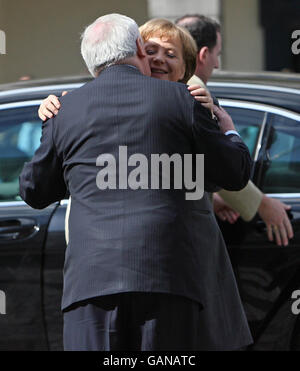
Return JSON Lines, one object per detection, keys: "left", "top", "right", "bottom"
{"left": 144, "top": 35, "right": 185, "bottom": 82}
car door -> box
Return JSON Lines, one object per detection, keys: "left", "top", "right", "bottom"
{"left": 0, "top": 101, "right": 60, "bottom": 350}
{"left": 250, "top": 111, "right": 300, "bottom": 350}
{"left": 217, "top": 101, "right": 300, "bottom": 350}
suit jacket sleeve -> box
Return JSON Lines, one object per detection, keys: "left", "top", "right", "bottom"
{"left": 191, "top": 99, "right": 252, "bottom": 192}
{"left": 19, "top": 118, "right": 67, "bottom": 209}
{"left": 218, "top": 180, "right": 263, "bottom": 221}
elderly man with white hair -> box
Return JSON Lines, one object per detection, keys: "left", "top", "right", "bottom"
{"left": 20, "top": 13, "right": 252, "bottom": 351}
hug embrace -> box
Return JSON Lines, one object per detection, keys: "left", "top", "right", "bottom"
{"left": 19, "top": 14, "right": 253, "bottom": 351}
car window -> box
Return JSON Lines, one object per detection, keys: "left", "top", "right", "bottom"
{"left": 0, "top": 105, "right": 41, "bottom": 202}
{"left": 262, "top": 114, "right": 300, "bottom": 194}
{"left": 221, "top": 107, "right": 265, "bottom": 158}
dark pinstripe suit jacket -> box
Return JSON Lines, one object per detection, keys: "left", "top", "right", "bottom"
{"left": 19, "top": 65, "right": 252, "bottom": 345}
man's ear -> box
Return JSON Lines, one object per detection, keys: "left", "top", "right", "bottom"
{"left": 136, "top": 37, "right": 146, "bottom": 58}
{"left": 198, "top": 46, "right": 209, "bottom": 64}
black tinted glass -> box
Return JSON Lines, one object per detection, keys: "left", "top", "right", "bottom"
{"left": 0, "top": 106, "right": 41, "bottom": 201}
{"left": 223, "top": 107, "right": 265, "bottom": 158}
{"left": 262, "top": 114, "right": 300, "bottom": 193}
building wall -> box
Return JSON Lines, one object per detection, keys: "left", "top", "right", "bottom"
{"left": 0, "top": 0, "right": 282, "bottom": 85}
{"left": 221, "top": 0, "right": 264, "bottom": 71}
{"left": 0, "top": 0, "right": 148, "bottom": 84}
{"left": 147, "top": 0, "right": 220, "bottom": 23}
{"left": 0, "top": 0, "right": 7, "bottom": 81}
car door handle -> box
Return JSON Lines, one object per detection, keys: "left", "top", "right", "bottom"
{"left": 0, "top": 219, "right": 39, "bottom": 240}
{"left": 286, "top": 209, "right": 300, "bottom": 229}
{"left": 286, "top": 209, "right": 294, "bottom": 221}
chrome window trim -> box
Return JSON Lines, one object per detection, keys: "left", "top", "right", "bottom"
{"left": 208, "top": 82, "right": 300, "bottom": 95}
{"left": 266, "top": 193, "right": 300, "bottom": 199}
{"left": 0, "top": 201, "right": 62, "bottom": 207}
{"left": 3, "top": 99, "right": 298, "bottom": 119}
{"left": 0, "top": 100, "right": 43, "bottom": 110}
{"left": 1, "top": 82, "right": 299, "bottom": 99}
{"left": 253, "top": 112, "right": 268, "bottom": 162}
{"left": 219, "top": 99, "right": 300, "bottom": 121}
{"left": 0, "top": 83, "right": 84, "bottom": 99}
{"left": 0, "top": 201, "right": 28, "bottom": 207}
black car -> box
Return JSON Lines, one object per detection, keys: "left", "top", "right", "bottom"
{"left": 0, "top": 73, "right": 299, "bottom": 350}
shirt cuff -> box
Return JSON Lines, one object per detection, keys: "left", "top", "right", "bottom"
{"left": 225, "top": 130, "right": 240, "bottom": 137}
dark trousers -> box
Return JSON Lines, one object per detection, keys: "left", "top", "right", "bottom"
{"left": 63, "top": 292, "right": 203, "bottom": 351}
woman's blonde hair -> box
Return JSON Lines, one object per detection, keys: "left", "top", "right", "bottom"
{"left": 139, "top": 18, "right": 197, "bottom": 83}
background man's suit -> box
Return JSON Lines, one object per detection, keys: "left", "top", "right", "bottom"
{"left": 20, "top": 64, "right": 252, "bottom": 350}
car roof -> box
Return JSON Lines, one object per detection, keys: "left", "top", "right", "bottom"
{"left": 208, "top": 83, "right": 300, "bottom": 114}
{"left": 0, "top": 71, "right": 299, "bottom": 113}
{"left": 0, "top": 75, "right": 92, "bottom": 105}
{"left": 208, "top": 71, "right": 300, "bottom": 114}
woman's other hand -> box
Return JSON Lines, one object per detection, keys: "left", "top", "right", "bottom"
{"left": 188, "top": 85, "right": 213, "bottom": 117}
{"left": 38, "top": 91, "right": 68, "bottom": 121}
{"left": 213, "top": 193, "right": 240, "bottom": 224}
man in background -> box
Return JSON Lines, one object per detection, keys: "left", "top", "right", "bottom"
{"left": 176, "top": 14, "right": 294, "bottom": 247}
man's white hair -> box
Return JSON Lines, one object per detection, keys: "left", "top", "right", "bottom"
{"left": 81, "top": 14, "right": 140, "bottom": 77}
